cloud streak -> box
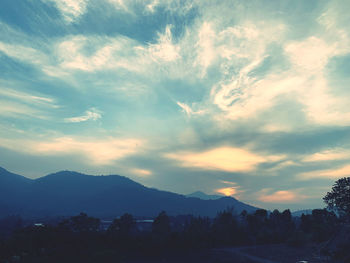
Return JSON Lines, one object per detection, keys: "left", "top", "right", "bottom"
{"left": 64, "top": 108, "right": 102, "bottom": 123}
{"left": 298, "top": 165, "right": 350, "bottom": 180}
{"left": 0, "top": 136, "right": 144, "bottom": 166}
{"left": 258, "top": 189, "right": 307, "bottom": 203}
{"left": 47, "top": 0, "right": 88, "bottom": 22}
{"left": 165, "top": 147, "right": 284, "bottom": 173}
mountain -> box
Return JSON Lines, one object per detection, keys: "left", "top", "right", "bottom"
{"left": 186, "top": 191, "right": 223, "bottom": 200}
{"left": 0, "top": 167, "right": 33, "bottom": 215}
{"left": 0, "top": 167, "right": 257, "bottom": 218}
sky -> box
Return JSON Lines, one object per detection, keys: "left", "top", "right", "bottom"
{"left": 1, "top": 0, "right": 350, "bottom": 211}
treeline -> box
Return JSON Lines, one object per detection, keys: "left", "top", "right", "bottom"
{"left": 0, "top": 208, "right": 345, "bottom": 263}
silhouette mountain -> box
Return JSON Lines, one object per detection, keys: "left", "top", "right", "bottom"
{"left": 186, "top": 191, "right": 223, "bottom": 200}
{"left": 0, "top": 167, "right": 257, "bottom": 218}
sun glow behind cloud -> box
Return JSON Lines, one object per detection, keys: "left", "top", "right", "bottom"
{"left": 216, "top": 187, "right": 237, "bottom": 196}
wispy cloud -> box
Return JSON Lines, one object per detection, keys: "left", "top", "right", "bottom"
{"left": 302, "top": 149, "right": 350, "bottom": 162}
{"left": 165, "top": 147, "right": 284, "bottom": 173}
{"left": 258, "top": 189, "right": 307, "bottom": 203}
{"left": 47, "top": 0, "right": 88, "bottom": 22}
{"left": 148, "top": 25, "right": 180, "bottom": 62}
{"left": 0, "top": 100, "right": 48, "bottom": 119}
{"left": 64, "top": 108, "right": 102, "bottom": 123}
{"left": 176, "top": 102, "right": 205, "bottom": 117}
{"left": 0, "top": 41, "right": 47, "bottom": 65}
{"left": 298, "top": 165, "right": 350, "bottom": 180}
{"left": 130, "top": 168, "right": 152, "bottom": 177}
{"left": 0, "top": 88, "right": 56, "bottom": 107}
{"left": 0, "top": 136, "right": 144, "bottom": 165}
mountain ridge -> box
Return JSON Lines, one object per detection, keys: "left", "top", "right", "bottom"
{"left": 0, "top": 167, "right": 257, "bottom": 218}
{"left": 186, "top": 191, "right": 223, "bottom": 200}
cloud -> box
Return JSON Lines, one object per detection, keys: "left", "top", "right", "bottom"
{"left": 0, "top": 136, "right": 144, "bottom": 165}
{"left": 267, "top": 160, "right": 298, "bottom": 173}
{"left": 216, "top": 180, "right": 243, "bottom": 197}
{"left": 0, "top": 100, "right": 46, "bottom": 119}
{"left": 107, "top": 0, "right": 130, "bottom": 12}
{"left": 206, "top": 17, "right": 350, "bottom": 126}
{"left": 47, "top": 0, "right": 88, "bottom": 22}
{"left": 130, "top": 168, "right": 152, "bottom": 177}
{"left": 176, "top": 102, "right": 205, "bottom": 117}
{"left": 145, "top": 0, "right": 159, "bottom": 13}
{"left": 54, "top": 34, "right": 164, "bottom": 74}
{"left": 285, "top": 37, "right": 335, "bottom": 72}
{"left": 0, "top": 88, "right": 56, "bottom": 107}
{"left": 302, "top": 149, "right": 350, "bottom": 162}
{"left": 196, "top": 22, "right": 216, "bottom": 76}
{"left": 0, "top": 88, "right": 57, "bottom": 119}
{"left": 209, "top": 22, "right": 287, "bottom": 120}
{"left": 0, "top": 41, "right": 46, "bottom": 65}
{"left": 165, "top": 146, "right": 284, "bottom": 173}
{"left": 64, "top": 108, "right": 102, "bottom": 123}
{"left": 56, "top": 36, "right": 133, "bottom": 72}
{"left": 148, "top": 25, "right": 180, "bottom": 62}
{"left": 258, "top": 189, "right": 307, "bottom": 203}
{"left": 216, "top": 187, "right": 237, "bottom": 196}
{"left": 298, "top": 165, "right": 350, "bottom": 180}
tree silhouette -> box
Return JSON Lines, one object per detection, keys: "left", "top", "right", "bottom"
{"left": 108, "top": 213, "right": 135, "bottom": 237}
{"left": 152, "top": 211, "right": 170, "bottom": 236}
{"left": 212, "top": 209, "right": 238, "bottom": 245}
{"left": 59, "top": 212, "right": 100, "bottom": 232}
{"left": 324, "top": 177, "right": 350, "bottom": 220}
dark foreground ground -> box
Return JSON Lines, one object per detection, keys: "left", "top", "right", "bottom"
{"left": 126, "top": 244, "right": 331, "bottom": 263}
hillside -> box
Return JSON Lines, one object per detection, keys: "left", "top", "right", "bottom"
{"left": 0, "top": 167, "right": 257, "bottom": 218}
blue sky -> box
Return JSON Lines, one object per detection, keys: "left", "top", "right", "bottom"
{"left": 1, "top": 0, "right": 350, "bottom": 210}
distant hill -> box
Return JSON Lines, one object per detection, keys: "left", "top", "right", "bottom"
{"left": 186, "top": 191, "right": 223, "bottom": 200}
{"left": 0, "top": 167, "right": 257, "bottom": 218}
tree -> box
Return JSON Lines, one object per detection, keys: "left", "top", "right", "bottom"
{"left": 212, "top": 209, "right": 238, "bottom": 245}
{"left": 152, "top": 211, "right": 170, "bottom": 236}
{"left": 59, "top": 212, "right": 100, "bottom": 232}
{"left": 324, "top": 177, "right": 350, "bottom": 219}
{"left": 108, "top": 213, "right": 135, "bottom": 236}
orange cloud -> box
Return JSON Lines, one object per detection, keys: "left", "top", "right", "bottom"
{"left": 216, "top": 187, "right": 237, "bottom": 196}
{"left": 258, "top": 190, "right": 304, "bottom": 203}
{"left": 165, "top": 146, "right": 283, "bottom": 173}
{"left": 131, "top": 168, "right": 152, "bottom": 177}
